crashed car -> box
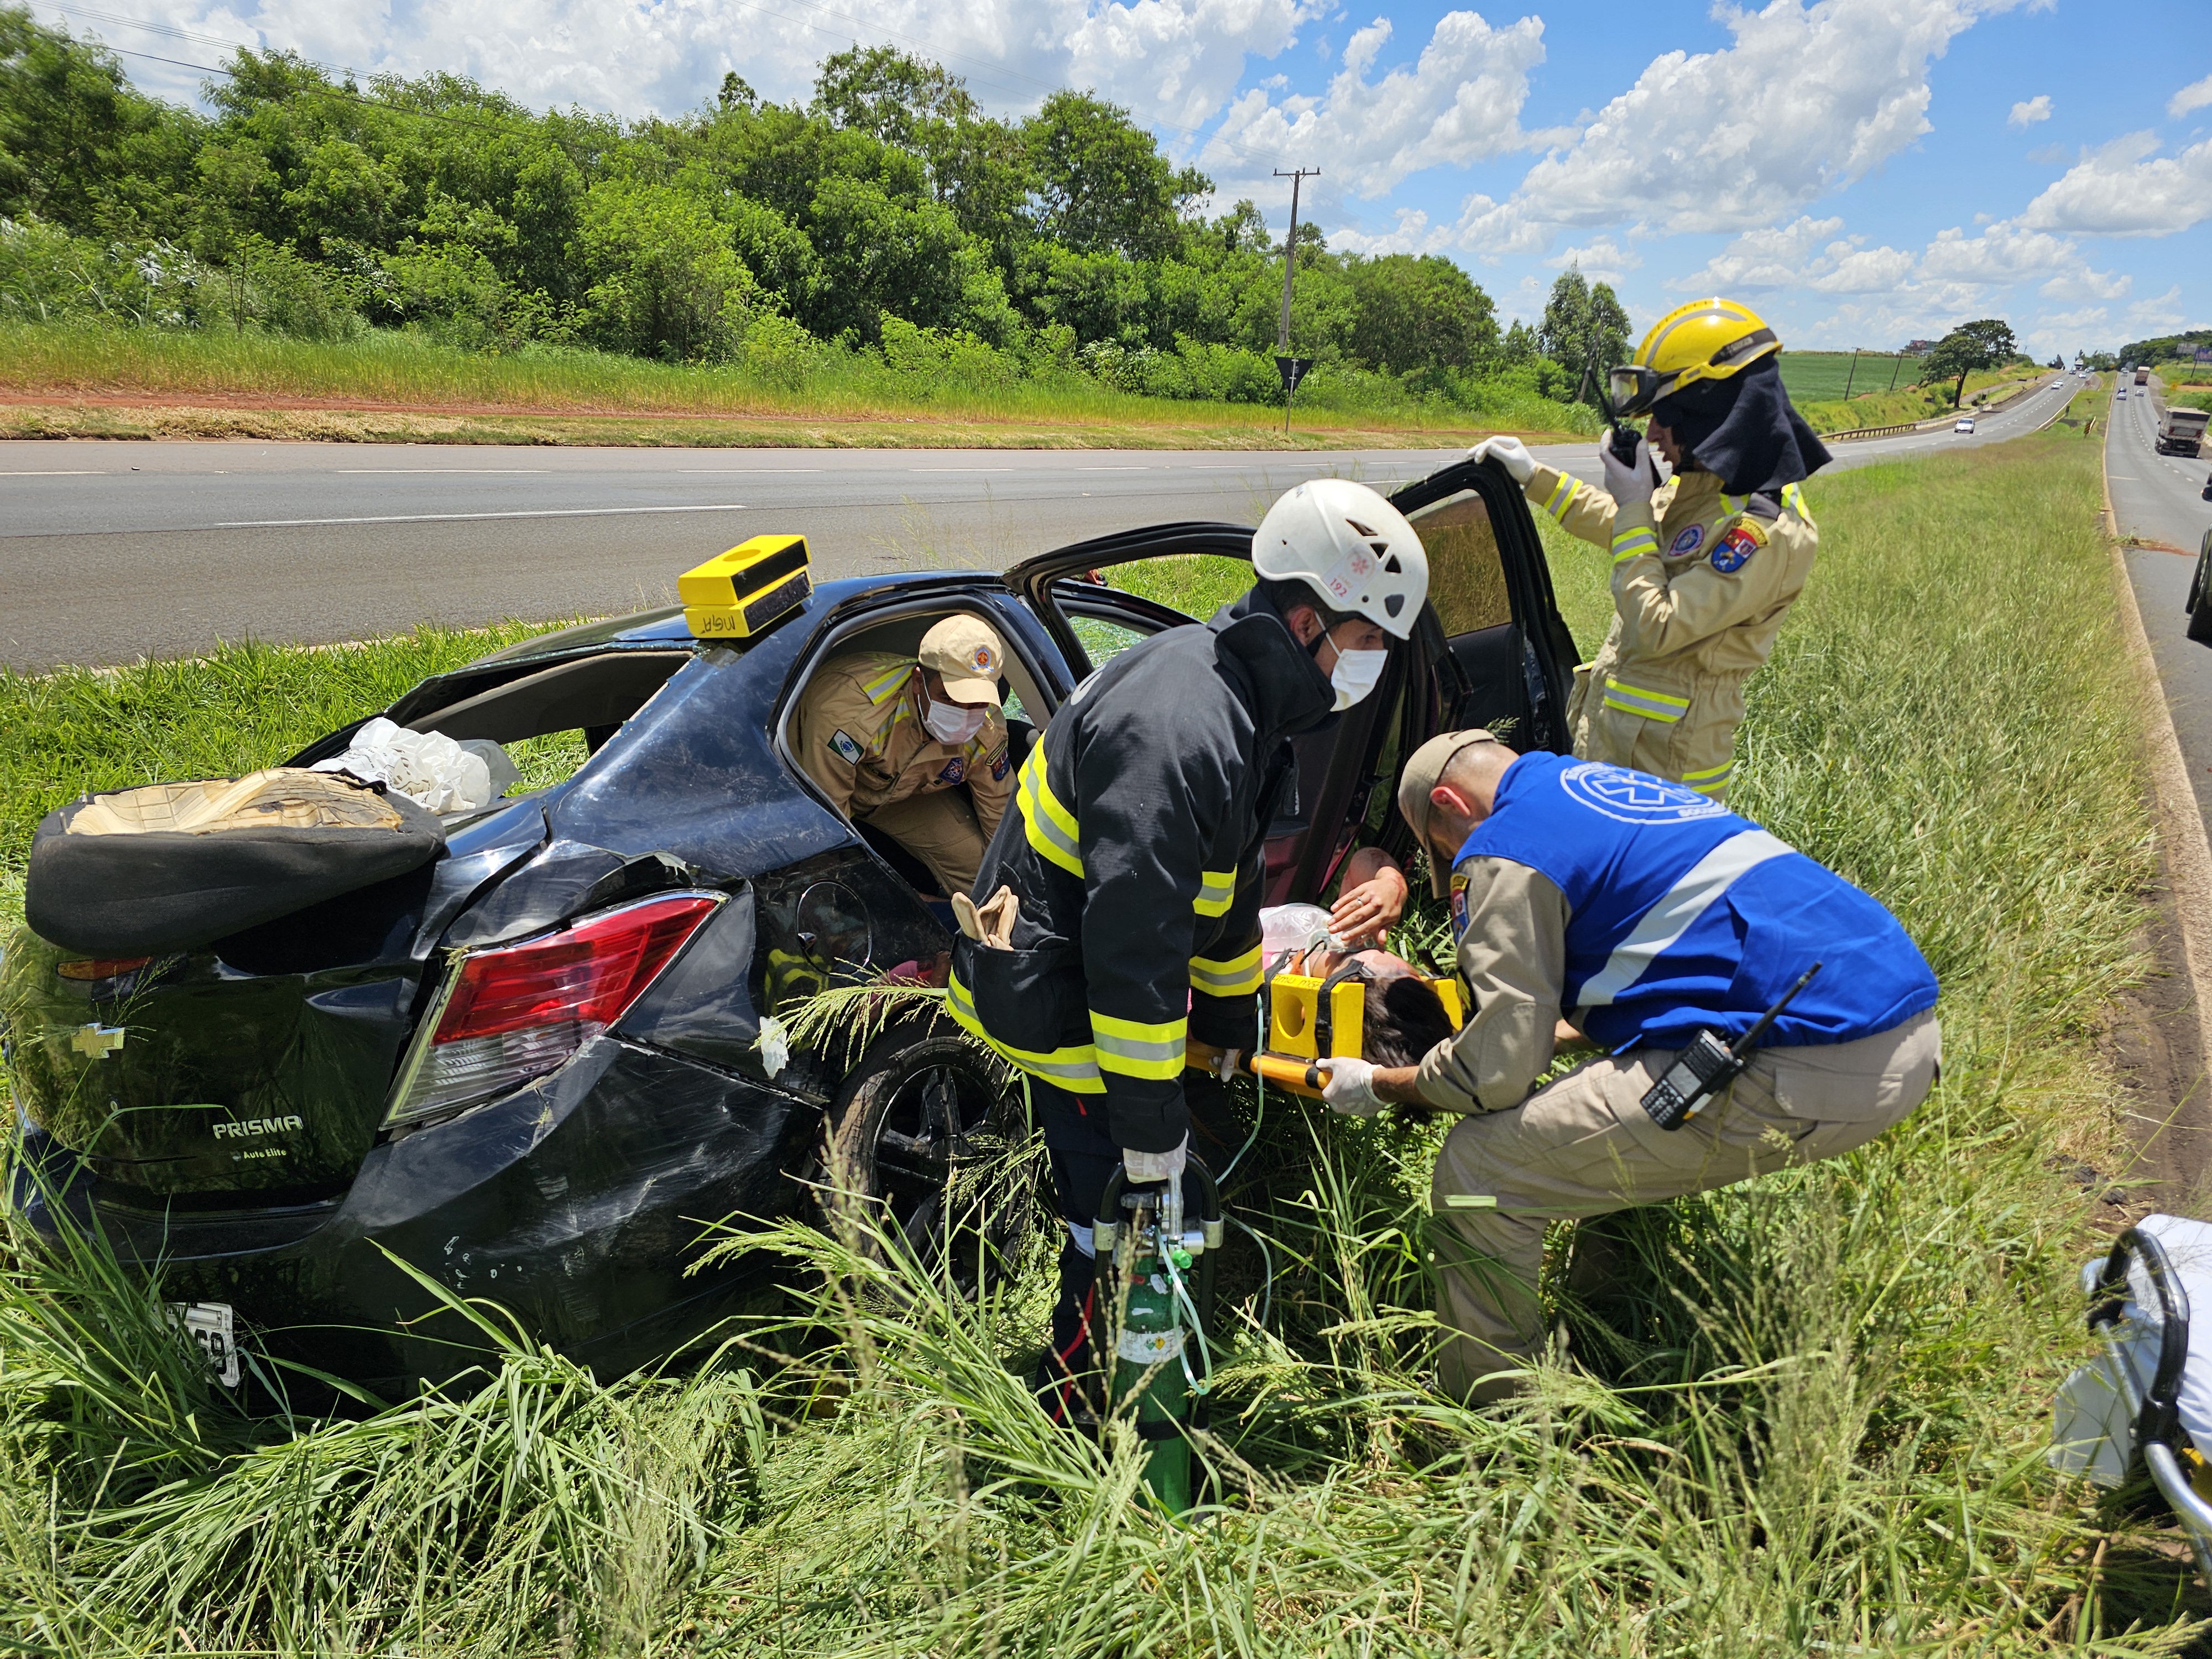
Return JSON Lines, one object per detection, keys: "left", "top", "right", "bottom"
{"left": 2, "top": 456, "right": 1579, "bottom": 1397}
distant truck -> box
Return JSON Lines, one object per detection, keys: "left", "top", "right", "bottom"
{"left": 2158, "top": 407, "right": 2209, "bottom": 457}
{"left": 2136, "top": 367, "right": 2151, "bottom": 385}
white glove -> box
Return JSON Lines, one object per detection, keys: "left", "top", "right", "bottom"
{"left": 1317, "top": 1056, "right": 1387, "bottom": 1118}
{"left": 1599, "top": 429, "right": 1660, "bottom": 505}
{"left": 1469, "top": 435, "right": 1535, "bottom": 484}
{"left": 1123, "top": 1135, "right": 1188, "bottom": 1183}
{"left": 1208, "top": 1048, "right": 1244, "bottom": 1084}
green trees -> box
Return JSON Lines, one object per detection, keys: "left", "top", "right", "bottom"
{"left": 1537, "top": 267, "right": 1631, "bottom": 391}
{"left": 1918, "top": 319, "right": 2018, "bottom": 407}
{"left": 0, "top": 7, "right": 1564, "bottom": 415}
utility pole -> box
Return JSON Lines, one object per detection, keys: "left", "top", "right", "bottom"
{"left": 1841, "top": 348, "right": 1859, "bottom": 399}
{"left": 1273, "top": 167, "right": 1319, "bottom": 434}
{"left": 1887, "top": 352, "right": 1905, "bottom": 392}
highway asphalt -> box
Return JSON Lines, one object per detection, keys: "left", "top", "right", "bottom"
{"left": 2108, "top": 380, "right": 2212, "bottom": 821}
{"left": 1, "top": 374, "right": 2080, "bottom": 672}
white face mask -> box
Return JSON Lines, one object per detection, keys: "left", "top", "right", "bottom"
{"left": 1328, "top": 648, "right": 1390, "bottom": 711}
{"left": 924, "top": 695, "right": 988, "bottom": 745}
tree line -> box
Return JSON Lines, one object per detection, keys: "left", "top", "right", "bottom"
{"left": 0, "top": 10, "right": 1631, "bottom": 414}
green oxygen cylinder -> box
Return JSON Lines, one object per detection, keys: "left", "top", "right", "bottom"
{"left": 1094, "top": 1163, "right": 1220, "bottom": 1517}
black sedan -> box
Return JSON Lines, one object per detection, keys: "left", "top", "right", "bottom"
{"left": 2, "top": 455, "right": 1577, "bottom": 1397}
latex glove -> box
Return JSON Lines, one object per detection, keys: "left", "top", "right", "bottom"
{"left": 1317, "top": 1057, "right": 1387, "bottom": 1118}
{"left": 1207, "top": 1047, "right": 1244, "bottom": 1084}
{"left": 1599, "top": 429, "right": 1660, "bottom": 507}
{"left": 1123, "top": 1135, "right": 1188, "bottom": 1184}
{"left": 1469, "top": 434, "right": 1536, "bottom": 484}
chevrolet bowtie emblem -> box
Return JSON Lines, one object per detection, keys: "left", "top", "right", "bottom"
{"left": 70, "top": 1024, "right": 126, "bottom": 1059}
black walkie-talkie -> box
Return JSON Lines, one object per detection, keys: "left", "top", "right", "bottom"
{"left": 1640, "top": 964, "right": 1823, "bottom": 1131}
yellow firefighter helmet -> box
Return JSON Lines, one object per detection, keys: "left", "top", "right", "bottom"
{"left": 1608, "top": 298, "right": 1782, "bottom": 418}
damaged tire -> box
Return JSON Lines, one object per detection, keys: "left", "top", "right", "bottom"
{"left": 821, "top": 1019, "right": 1040, "bottom": 1295}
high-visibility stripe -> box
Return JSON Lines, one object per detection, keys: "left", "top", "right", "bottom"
{"left": 1682, "top": 759, "right": 1734, "bottom": 798}
{"left": 1719, "top": 492, "right": 1747, "bottom": 515}
{"left": 1781, "top": 482, "right": 1814, "bottom": 526}
{"left": 1610, "top": 526, "right": 1660, "bottom": 565}
{"left": 1541, "top": 472, "right": 1575, "bottom": 521}
{"left": 1193, "top": 869, "right": 1237, "bottom": 916}
{"left": 946, "top": 969, "right": 1104, "bottom": 1092}
{"left": 862, "top": 662, "right": 914, "bottom": 704}
{"left": 1092, "top": 1010, "right": 1188, "bottom": 1080}
{"left": 1018, "top": 745, "right": 1083, "bottom": 877}
{"left": 1600, "top": 677, "right": 1689, "bottom": 722}
{"left": 1190, "top": 945, "right": 1263, "bottom": 997}
{"left": 1575, "top": 830, "right": 1794, "bottom": 1009}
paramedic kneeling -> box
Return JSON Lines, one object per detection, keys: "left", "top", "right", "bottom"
{"left": 1317, "top": 729, "right": 1940, "bottom": 1402}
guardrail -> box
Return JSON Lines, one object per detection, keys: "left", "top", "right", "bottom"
{"left": 1824, "top": 377, "right": 2062, "bottom": 443}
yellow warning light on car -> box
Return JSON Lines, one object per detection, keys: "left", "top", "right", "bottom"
{"left": 679, "top": 535, "right": 812, "bottom": 639}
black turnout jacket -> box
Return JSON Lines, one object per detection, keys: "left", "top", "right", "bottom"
{"left": 948, "top": 589, "right": 1335, "bottom": 1152}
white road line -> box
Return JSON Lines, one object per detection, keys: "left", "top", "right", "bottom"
{"left": 909, "top": 467, "right": 1014, "bottom": 473}
{"left": 681, "top": 468, "right": 825, "bottom": 473}
{"left": 3, "top": 470, "right": 106, "bottom": 476}
{"left": 335, "top": 468, "right": 551, "bottom": 474}
{"left": 214, "top": 503, "right": 748, "bottom": 528}
{"left": 1079, "top": 465, "right": 1150, "bottom": 470}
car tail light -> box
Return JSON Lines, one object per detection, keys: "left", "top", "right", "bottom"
{"left": 58, "top": 957, "right": 153, "bottom": 981}
{"left": 383, "top": 892, "right": 722, "bottom": 1129}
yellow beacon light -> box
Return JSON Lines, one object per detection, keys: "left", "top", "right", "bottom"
{"left": 679, "top": 535, "right": 813, "bottom": 640}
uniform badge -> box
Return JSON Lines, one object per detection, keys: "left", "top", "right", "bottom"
{"left": 830, "top": 729, "right": 864, "bottom": 764}
{"left": 972, "top": 644, "right": 995, "bottom": 675}
{"left": 937, "top": 757, "right": 966, "bottom": 785}
{"left": 1669, "top": 524, "right": 1705, "bottom": 556}
{"left": 1710, "top": 520, "right": 1766, "bottom": 574}
{"left": 1448, "top": 873, "right": 1470, "bottom": 938}
{"left": 988, "top": 749, "right": 1010, "bottom": 781}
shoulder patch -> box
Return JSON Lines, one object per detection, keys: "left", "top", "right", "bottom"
{"left": 1448, "top": 871, "right": 1470, "bottom": 940}
{"left": 1709, "top": 519, "right": 1767, "bottom": 575}
{"left": 937, "top": 757, "right": 967, "bottom": 785}
{"left": 1668, "top": 524, "right": 1706, "bottom": 557}
{"left": 829, "top": 729, "right": 864, "bottom": 765}
{"left": 988, "top": 748, "right": 1010, "bottom": 781}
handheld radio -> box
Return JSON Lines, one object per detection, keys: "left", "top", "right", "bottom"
{"left": 1640, "top": 963, "right": 1823, "bottom": 1131}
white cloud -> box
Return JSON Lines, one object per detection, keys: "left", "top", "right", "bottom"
{"left": 1674, "top": 214, "right": 1912, "bottom": 294}
{"left": 1328, "top": 206, "right": 1447, "bottom": 255}
{"left": 2020, "top": 131, "right": 2212, "bottom": 236}
{"left": 1202, "top": 8, "right": 1552, "bottom": 197}
{"left": 2007, "top": 94, "right": 2050, "bottom": 128}
{"left": 1548, "top": 235, "right": 1639, "bottom": 283}
{"left": 2127, "top": 286, "right": 2188, "bottom": 331}
{"left": 1064, "top": 0, "right": 1323, "bottom": 132}
{"left": 1466, "top": 0, "right": 2024, "bottom": 248}
{"left": 2172, "top": 74, "right": 2212, "bottom": 118}
{"left": 1918, "top": 220, "right": 2077, "bottom": 283}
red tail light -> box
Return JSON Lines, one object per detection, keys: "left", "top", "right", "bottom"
{"left": 384, "top": 893, "right": 722, "bottom": 1128}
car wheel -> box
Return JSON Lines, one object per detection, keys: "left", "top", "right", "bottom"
{"left": 821, "top": 1019, "right": 1040, "bottom": 1294}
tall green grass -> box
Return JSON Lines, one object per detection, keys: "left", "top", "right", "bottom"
{"left": 1, "top": 427, "right": 2200, "bottom": 1652}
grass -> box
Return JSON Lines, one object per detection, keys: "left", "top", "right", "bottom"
{"left": 1777, "top": 349, "right": 1923, "bottom": 403}
{"left": 0, "top": 321, "right": 1592, "bottom": 450}
{"left": 1, "top": 421, "right": 2203, "bottom": 1652}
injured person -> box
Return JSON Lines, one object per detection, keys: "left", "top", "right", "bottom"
{"left": 1257, "top": 846, "right": 1456, "bottom": 1070}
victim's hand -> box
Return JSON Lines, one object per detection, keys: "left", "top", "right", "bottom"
{"left": 1329, "top": 865, "right": 1408, "bottom": 946}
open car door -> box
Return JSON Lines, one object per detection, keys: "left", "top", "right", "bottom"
{"left": 1003, "top": 462, "right": 1577, "bottom": 905}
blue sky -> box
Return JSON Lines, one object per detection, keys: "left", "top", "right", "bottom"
{"left": 43, "top": 0, "right": 2211, "bottom": 357}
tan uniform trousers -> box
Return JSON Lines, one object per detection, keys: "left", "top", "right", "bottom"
{"left": 1430, "top": 1009, "right": 1940, "bottom": 1402}
{"left": 861, "top": 788, "right": 987, "bottom": 900}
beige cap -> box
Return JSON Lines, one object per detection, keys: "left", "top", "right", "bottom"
{"left": 919, "top": 615, "right": 1007, "bottom": 704}
{"left": 1397, "top": 728, "right": 1501, "bottom": 895}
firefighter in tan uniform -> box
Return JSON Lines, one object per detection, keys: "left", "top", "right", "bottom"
{"left": 1472, "top": 299, "right": 1831, "bottom": 801}
{"left": 794, "top": 615, "right": 1013, "bottom": 897}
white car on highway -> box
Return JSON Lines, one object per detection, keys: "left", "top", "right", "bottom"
{"left": 1954, "top": 418, "right": 1976, "bottom": 434}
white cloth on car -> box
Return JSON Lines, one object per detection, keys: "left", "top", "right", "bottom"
{"left": 311, "top": 718, "right": 517, "bottom": 816}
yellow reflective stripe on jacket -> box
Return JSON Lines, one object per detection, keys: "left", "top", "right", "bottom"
{"left": 1018, "top": 744, "right": 1083, "bottom": 877}
{"left": 1682, "top": 758, "right": 1734, "bottom": 796}
{"left": 1190, "top": 944, "right": 1262, "bottom": 997}
{"left": 1193, "top": 868, "right": 1237, "bottom": 916}
{"left": 861, "top": 662, "right": 915, "bottom": 705}
{"left": 1781, "top": 482, "right": 1814, "bottom": 526}
{"left": 1540, "top": 472, "right": 1576, "bottom": 522}
{"left": 1091, "top": 1010, "right": 1188, "bottom": 1081}
{"left": 1610, "top": 525, "right": 1660, "bottom": 565}
{"left": 946, "top": 968, "right": 1104, "bottom": 1092}
{"left": 1601, "top": 677, "right": 1690, "bottom": 723}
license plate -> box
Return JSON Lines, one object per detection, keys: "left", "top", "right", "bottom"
{"left": 168, "top": 1301, "right": 241, "bottom": 1389}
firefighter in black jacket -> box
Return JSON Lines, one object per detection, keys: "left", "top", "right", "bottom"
{"left": 947, "top": 477, "right": 1432, "bottom": 1419}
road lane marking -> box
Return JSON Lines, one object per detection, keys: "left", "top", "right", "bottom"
{"left": 215, "top": 503, "right": 748, "bottom": 528}
{"left": 681, "top": 468, "right": 824, "bottom": 473}
{"left": 4, "top": 470, "right": 106, "bottom": 476}
{"left": 335, "top": 468, "right": 551, "bottom": 473}
{"left": 909, "top": 467, "right": 1014, "bottom": 472}
{"left": 1079, "top": 465, "right": 1150, "bottom": 470}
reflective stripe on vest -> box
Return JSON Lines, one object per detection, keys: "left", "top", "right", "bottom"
{"left": 1610, "top": 525, "right": 1660, "bottom": 565}
{"left": 1574, "top": 829, "right": 1794, "bottom": 1009}
{"left": 1190, "top": 944, "right": 1262, "bottom": 997}
{"left": 1541, "top": 471, "right": 1576, "bottom": 522}
{"left": 1092, "top": 1010, "right": 1187, "bottom": 1080}
{"left": 1681, "top": 758, "right": 1734, "bottom": 797}
{"left": 946, "top": 967, "right": 1104, "bottom": 1092}
{"left": 1194, "top": 869, "right": 1237, "bottom": 916}
{"left": 1019, "top": 744, "right": 1083, "bottom": 877}
{"left": 1601, "top": 677, "right": 1689, "bottom": 722}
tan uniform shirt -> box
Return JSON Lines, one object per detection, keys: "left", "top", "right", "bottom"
{"left": 1525, "top": 463, "right": 1818, "bottom": 800}
{"left": 795, "top": 651, "right": 1012, "bottom": 836}
{"left": 1415, "top": 857, "right": 1569, "bottom": 1114}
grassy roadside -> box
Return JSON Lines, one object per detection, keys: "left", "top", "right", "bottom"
{"left": 2, "top": 423, "right": 2201, "bottom": 1652}
{"left": 0, "top": 323, "right": 1584, "bottom": 451}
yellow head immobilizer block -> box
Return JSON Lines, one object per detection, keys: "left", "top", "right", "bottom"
{"left": 679, "top": 535, "right": 813, "bottom": 639}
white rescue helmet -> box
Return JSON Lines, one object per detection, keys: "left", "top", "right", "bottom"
{"left": 1251, "top": 478, "right": 1430, "bottom": 641}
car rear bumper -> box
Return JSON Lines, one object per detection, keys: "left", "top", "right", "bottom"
{"left": 13, "top": 1034, "right": 825, "bottom": 1397}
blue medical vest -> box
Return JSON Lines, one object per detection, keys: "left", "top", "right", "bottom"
{"left": 1452, "top": 753, "right": 1937, "bottom": 1051}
